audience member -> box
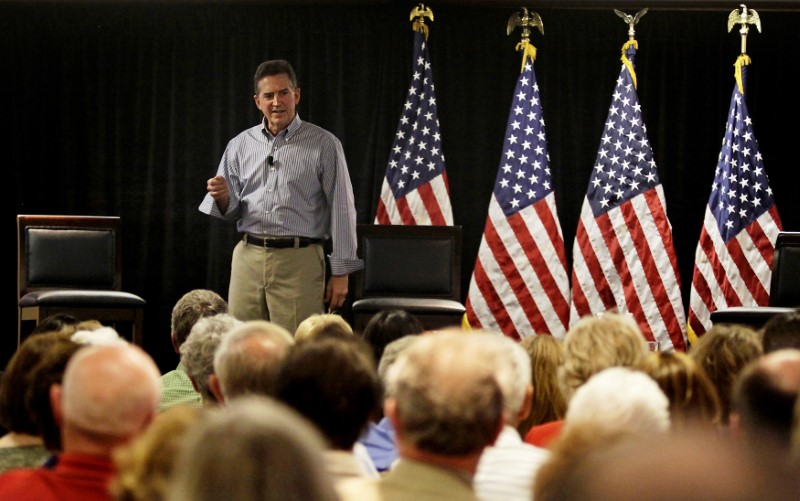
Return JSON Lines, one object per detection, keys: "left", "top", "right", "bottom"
{"left": 642, "top": 350, "right": 722, "bottom": 430}
{"left": 29, "top": 314, "right": 81, "bottom": 335}
{"left": 179, "top": 313, "right": 242, "bottom": 406}
{"left": 274, "top": 336, "right": 381, "bottom": 486}
{"left": 23, "top": 337, "right": 85, "bottom": 454}
{"left": 341, "top": 331, "right": 504, "bottom": 501}
{"left": 168, "top": 396, "right": 338, "bottom": 501}
{"left": 161, "top": 289, "right": 228, "bottom": 412}
{"left": 762, "top": 309, "right": 800, "bottom": 353}
{"left": 0, "top": 344, "right": 161, "bottom": 500}
{"left": 111, "top": 405, "right": 205, "bottom": 501}
{"left": 294, "top": 313, "right": 354, "bottom": 343}
{"left": 474, "top": 334, "right": 550, "bottom": 501}
{"left": 71, "top": 325, "right": 126, "bottom": 346}
{"left": 731, "top": 348, "right": 800, "bottom": 454}
{"left": 524, "top": 313, "right": 649, "bottom": 447}
{"left": 0, "top": 332, "right": 75, "bottom": 471}
{"left": 360, "top": 310, "right": 424, "bottom": 367}
{"left": 533, "top": 367, "right": 670, "bottom": 500}
{"left": 358, "top": 335, "right": 417, "bottom": 472}
{"left": 690, "top": 323, "right": 762, "bottom": 425}
{"left": 560, "top": 428, "right": 797, "bottom": 500}
{"left": 516, "top": 334, "right": 566, "bottom": 438}
{"left": 209, "top": 320, "right": 294, "bottom": 402}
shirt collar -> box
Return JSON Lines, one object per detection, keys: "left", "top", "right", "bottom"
{"left": 261, "top": 114, "right": 303, "bottom": 141}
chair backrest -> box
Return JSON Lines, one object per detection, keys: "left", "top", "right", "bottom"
{"left": 354, "top": 224, "right": 462, "bottom": 302}
{"left": 17, "top": 215, "right": 123, "bottom": 298}
{"left": 769, "top": 231, "right": 800, "bottom": 307}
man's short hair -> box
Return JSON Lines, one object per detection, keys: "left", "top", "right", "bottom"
{"left": 274, "top": 336, "right": 381, "bottom": 450}
{"left": 762, "top": 310, "right": 800, "bottom": 353}
{"left": 471, "top": 332, "right": 532, "bottom": 419}
{"left": 170, "top": 289, "right": 228, "bottom": 347}
{"left": 214, "top": 320, "right": 294, "bottom": 400}
{"left": 386, "top": 332, "right": 503, "bottom": 456}
{"left": 253, "top": 59, "right": 298, "bottom": 94}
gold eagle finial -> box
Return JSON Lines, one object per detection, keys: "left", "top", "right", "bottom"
{"left": 410, "top": 3, "right": 434, "bottom": 40}
{"left": 614, "top": 8, "right": 648, "bottom": 41}
{"left": 728, "top": 4, "right": 761, "bottom": 55}
{"left": 507, "top": 7, "right": 544, "bottom": 40}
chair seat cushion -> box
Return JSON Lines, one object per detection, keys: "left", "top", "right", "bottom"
{"left": 352, "top": 297, "right": 465, "bottom": 315}
{"left": 709, "top": 306, "right": 794, "bottom": 328}
{"left": 20, "top": 290, "right": 146, "bottom": 308}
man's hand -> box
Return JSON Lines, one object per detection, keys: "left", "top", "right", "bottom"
{"left": 325, "top": 274, "right": 349, "bottom": 312}
{"left": 207, "top": 176, "right": 229, "bottom": 212}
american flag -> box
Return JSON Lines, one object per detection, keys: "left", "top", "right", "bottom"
{"left": 465, "top": 52, "right": 570, "bottom": 340}
{"left": 688, "top": 60, "right": 782, "bottom": 337}
{"left": 374, "top": 30, "right": 453, "bottom": 225}
{"left": 569, "top": 43, "right": 687, "bottom": 352}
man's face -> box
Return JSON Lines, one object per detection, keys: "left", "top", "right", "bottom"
{"left": 254, "top": 73, "right": 300, "bottom": 135}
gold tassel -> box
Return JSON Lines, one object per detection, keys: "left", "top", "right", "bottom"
{"left": 516, "top": 40, "right": 537, "bottom": 72}
{"left": 620, "top": 39, "right": 639, "bottom": 89}
{"left": 734, "top": 54, "right": 752, "bottom": 94}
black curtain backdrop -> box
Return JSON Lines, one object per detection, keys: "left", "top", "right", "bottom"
{"left": 6, "top": 1, "right": 800, "bottom": 371}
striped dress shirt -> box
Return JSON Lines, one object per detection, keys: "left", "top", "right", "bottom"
{"left": 199, "top": 115, "right": 363, "bottom": 275}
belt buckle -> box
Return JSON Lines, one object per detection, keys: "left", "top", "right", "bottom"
{"left": 266, "top": 236, "right": 297, "bottom": 248}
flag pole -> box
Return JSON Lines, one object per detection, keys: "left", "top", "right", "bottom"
{"left": 728, "top": 4, "right": 761, "bottom": 94}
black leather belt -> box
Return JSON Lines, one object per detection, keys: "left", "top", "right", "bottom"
{"left": 244, "top": 234, "right": 322, "bottom": 249}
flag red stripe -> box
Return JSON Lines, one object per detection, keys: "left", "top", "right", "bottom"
{"left": 464, "top": 296, "right": 484, "bottom": 330}
{"left": 485, "top": 217, "right": 543, "bottom": 336}
{"left": 469, "top": 255, "right": 518, "bottom": 339}
{"left": 394, "top": 196, "right": 416, "bottom": 225}
{"left": 534, "top": 200, "right": 569, "bottom": 272}
{"left": 507, "top": 211, "right": 570, "bottom": 329}
{"left": 374, "top": 200, "right": 390, "bottom": 225}
{"left": 573, "top": 217, "right": 616, "bottom": 315}
{"left": 726, "top": 236, "right": 769, "bottom": 305}
{"left": 416, "top": 182, "right": 447, "bottom": 226}
{"left": 596, "top": 207, "right": 651, "bottom": 339}
{"left": 691, "top": 251, "right": 717, "bottom": 315}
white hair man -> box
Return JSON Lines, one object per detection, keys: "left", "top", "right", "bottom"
{"left": 179, "top": 313, "right": 242, "bottom": 406}
{"left": 473, "top": 333, "right": 551, "bottom": 501}
{"left": 0, "top": 343, "right": 161, "bottom": 500}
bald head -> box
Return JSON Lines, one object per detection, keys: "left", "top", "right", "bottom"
{"left": 213, "top": 320, "right": 294, "bottom": 400}
{"left": 60, "top": 344, "right": 161, "bottom": 440}
{"left": 732, "top": 349, "right": 800, "bottom": 451}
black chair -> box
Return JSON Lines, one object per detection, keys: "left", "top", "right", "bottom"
{"left": 710, "top": 231, "right": 800, "bottom": 329}
{"left": 768, "top": 231, "right": 800, "bottom": 307}
{"left": 351, "top": 224, "right": 466, "bottom": 332}
{"left": 17, "top": 215, "right": 146, "bottom": 347}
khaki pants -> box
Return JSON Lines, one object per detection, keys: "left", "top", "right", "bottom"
{"left": 228, "top": 239, "right": 325, "bottom": 334}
